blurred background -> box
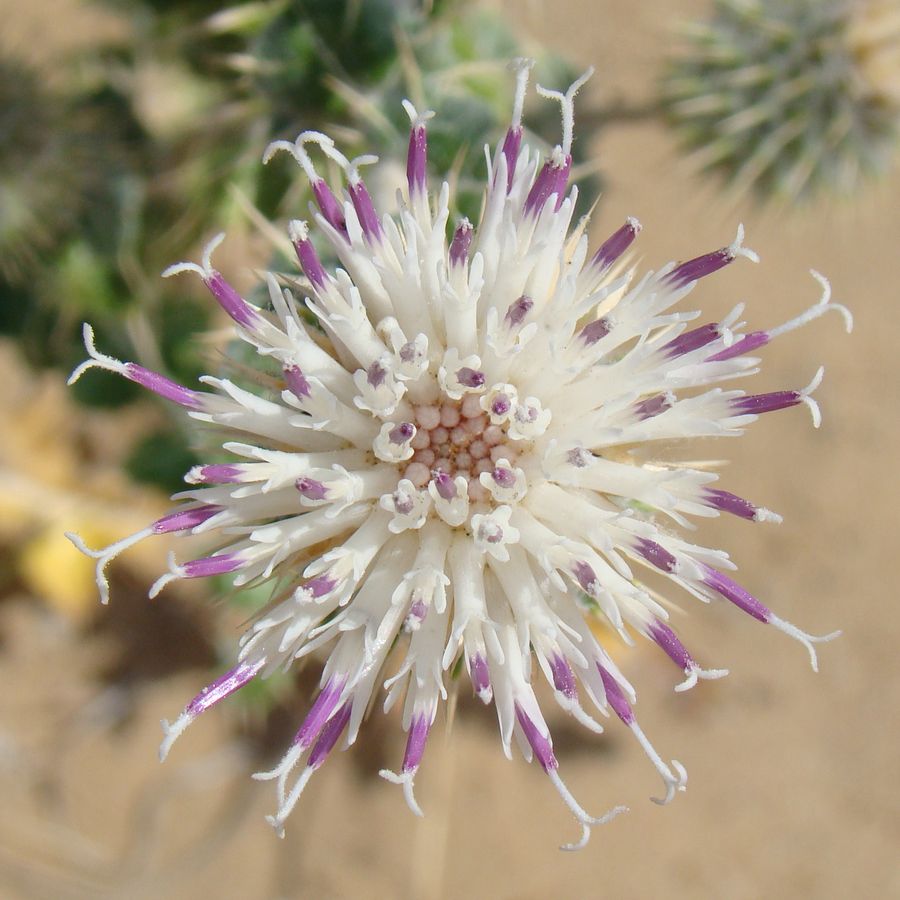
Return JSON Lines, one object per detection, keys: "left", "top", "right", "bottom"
{"left": 0, "top": 0, "right": 897, "bottom": 897}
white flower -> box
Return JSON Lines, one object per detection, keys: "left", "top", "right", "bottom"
{"left": 67, "top": 58, "right": 852, "bottom": 850}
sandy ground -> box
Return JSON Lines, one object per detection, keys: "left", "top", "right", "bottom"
{"left": 1, "top": 0, "right": 898, "bottom": 898}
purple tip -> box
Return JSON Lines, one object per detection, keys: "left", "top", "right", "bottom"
{"left": 492, "top": 466, "right": 516, "bottom": 489}
{"left": 407, "top": 124, "right": 428, "bottom": 195}
{"left": 634, "top": 392, "right": 673, "bottom": 420}
{"left": 731, "top": 390, "right": 801, "bottom": 417}
{"left": 152, "top": 505, "right": 221, "bottom": 534}
{"left": 491, "top": 395, "right": 511, "bottom": 417}
{"left": 295, "top": 477, "right": 328, "bottom": 501}
{"left": 312, "top": 179, "right": 347, "bottom": 235}
{"left": 182, "top": 552, "right": 243, "bottom": 578}
{"left": 648, "top": 620, "right": 692, "bottom": 671}
{"left": 293, "top": 236, "right": 327, "bottom": 289}
{"left": 662, "top": 322, "right": 721, "bottom": 358}
{"left": 348, "top": 180, "right": 382, "bottom": 241}
{"left": 307, "top": 702, "right": 352, "bottom": 770}
{"left": 367, "top": 361, "right": 387, "bottom": 388}
{"left": 549, "top": 655, "right": 577, "bottom": 699}
{"left": 500, "top": 126, "right": 523, "bottom": 192}
{"left": 304, "top": 573, "right": 338, "bottom": 599}
{"left": 402, "top": 714, "right": 431, "bottom": 772}
{"left": 194, "top": 463, "right": 244, "bottom": 484}
{"left": 579, "top": 317, "right": 611, "bottom": 346}
{"left": 185, "top": 659, "right": 265, "bottom": 718}
{"left": 456, "top": 367, "right": 485, "bottom": 389}
{"left": 389, "top": 422, "right": 415, "bottom": 444}
{"left": 572, "top": 560, "right": 597, "bottom": 594}
{"left": 449, "top": 220, "right": 473, "bottom": 267}
{"left": 284, "top": 365, "right": 312, "bottom": 399}
{"left": 704, "top": 488, "right": 758, "bottom": 520}
{"left": 514, "top": 704, "right": 557, "bottom": 773}
{"left": 668, "top": 246, "right": 735, "bottom": 288}
{"left": 707, "top": 330, "right": 770, "bottom": 362}
{"left": 432, "top": 469, "right": 456, "bottom": 502}
{"left": 407, "top": 596, "right": 428, "bottom": 625}
{"left": 204, "top": 272, "right": 259, "bottom": 328}
{"left": 524, "top": 154, "right": 572, "bottom": 216}
{"left": 566, "top": 447, "right": 592, "bottom": 468}
{"left": 293, "top": 677, "right": 346, "bottom": 750}
{"left": 504, "top": 295, "right": 533, "bottom": 327}
{"left": 635, "top": 538, "right": 677, "bottom": 573}
{"left": 597, "top": 665, "right": 634, "bottom": 724}
{"left": 470, "top": 654, "right": 491, "bottom": 699}
{"left": 591, "top": 218, "right": 641, "bottom": 270}
{"left": 702, "top": 565, "right": 770, "bottom": 622}
{"left": 125, "top": 364, "right": 202, "bottom": 409}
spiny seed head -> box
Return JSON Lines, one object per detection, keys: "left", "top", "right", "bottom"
{"left": 662, "top": 0, "right": 900, "bottom": 203}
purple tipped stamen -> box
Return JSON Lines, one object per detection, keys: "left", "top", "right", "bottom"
{"left": 515, "top": 704, "right": 558, "bottom": 772}
{"left": 579, "top": 317, "right": 611, "bottom": 346}
{"left": 549, "top": 655, "right": 578, "bottom": 699}
{"left": 572, "top": 560, "right": 598, "bottom": 594}
{"left": 304, "top": 573, "right": 338, "bottom": 599}
{"left": 284, "top": 365, "right": 312, "bottom": 399}
{"left": 597, "top": 665, "right": 634, "bottom": 724}
{"left": 591, "top": 218, "right": 641, "bottom": 270}
{"left": 389, "top": 422, "right": 415, "bottom": 444}
{"left": 470, "top": 654, "right": 491, "bottom": 699}
{"left": 634, "top": 393, "right": 673, "bottom": 420}
{"left": 367, "top": 361, "right": 387, "bottom": 388}
{"left": 348, "top": 180, "right": 383, "bottom": 241}
{"left": 500, "top": 126, "right": 523, "bottom": 191}
{"left": 647, "top": 620, "right": 693, "bottom": 671}
{"left": 204, "top": 271, "right": 259, "bottom": 328}
{"left": 704, "top": 488, "right": 759, "bottom": 520}
{"left": 707, "top": 330, "right": 769, "bottom": 362}
{"left": 491, "top": 396, "right": 511, "bottom": 416}
{"left": 185, "top": 659, "right": 265, "bottom": 718}
{"left": 403, "top": 714, "right": 431, "bottom": 772}
{"left": 635, "top": 538, "right": 678, "bottom": 573}
{"left": 406, "top": 125, "right": 428, "bottom": 195}
{"left": 194, "top": 464, "right": 244, "bottom": 484}
{"left": 307, "top": 702, "right": 352, "bottom": 770}
{"left": 152, "top": 505, "right": 221, "bottom": 534}
{"left": 449, "top": 219, "right": 473, "bottom": 267}
{"left": 702, "top": 566, "right": 770, "bottom": 622}
{"left": 293, "top": 235, "right": 327, "bottom": 288}
{"left": 668, "top": 246, "right": 737, "bottom": 288}
{"left": 293, "top": 678, "right": 346, "bottom": 750}
{"left": 525, "top": 153, "right": 572, "bottom": 215}
{"left": 295, "top": 477, "right": 328, "bottom": 501}
{"left": 432, "top": 470, "right": 457, "bottom": 502}
{"left": 312, "top": 179, "right": 347, "bottom": 234}
{"left": 731, "top": 390, "right": 801, "bottom": 417}
{"left": 492, "top": 466, "right": 516, "bottom": 489}
{"left": 662, "top": 323, "right": 721, "bottom": 358}
{"left": 505, "top": 295, "right": 533, "bottom": 327}
{"left": 393, "top": 490, "right": 415, "bottom": 515}
{"left": 567, "top": 447, "right": 592, "bottom": 467}
{"left": 456, "top": 367, "right": 485, "bottom": 389}
{"left": 124, "top": 364, "right": 203, "bottom": 409}
{"left": 182, "top": 552, "right": 244, "bottom": 578}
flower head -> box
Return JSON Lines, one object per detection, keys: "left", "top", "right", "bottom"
{"left": 663, "top": 0, "right": 900, "bottom": 202}
{"left": 68, "top": 59, "right": 851, "bottom": 850}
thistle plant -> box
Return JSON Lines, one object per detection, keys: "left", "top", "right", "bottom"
{"left": 662, "top": 0, "right": 900, "bottom": 202}
{"left": 67, "top": 61, "right": 851, "bottom": 849}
